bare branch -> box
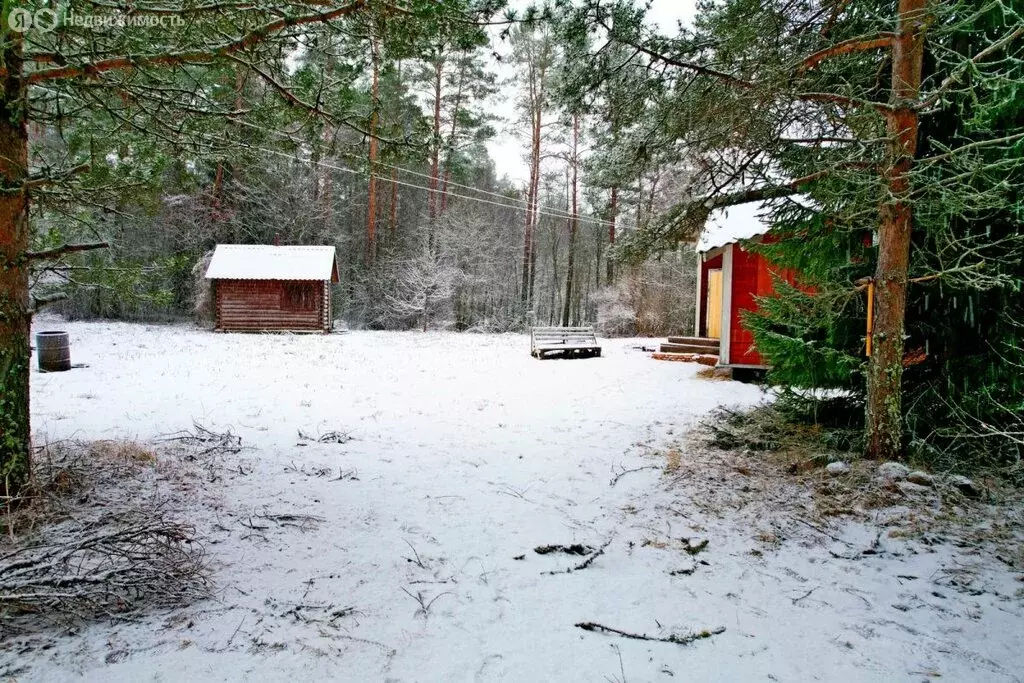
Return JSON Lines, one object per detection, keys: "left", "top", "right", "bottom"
{"left": 796, "top": 34, "right": 896, "bottom": 73}
{"left": 575, "top": 621, "right": 726, "bottom": 645}
{"left": 25, "top": 242, "right": 110, "bottom": 261}
{"left": 16, "top": 163, "right": 91, "bottom": 192}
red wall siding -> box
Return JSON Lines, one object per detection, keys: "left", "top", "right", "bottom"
{"left": 729, "top": 244, "right": 798, "bottom": 367}
{"left": 215, "top": 279, "right": 327, "bottom": 332}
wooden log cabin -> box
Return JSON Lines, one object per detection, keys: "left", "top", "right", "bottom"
{"left": 204, "top": 244, "right": 340, "bottom": 333}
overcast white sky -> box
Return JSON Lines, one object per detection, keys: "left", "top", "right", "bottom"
{"left": 485, "top": 0, "right": 697, "bottom": 182}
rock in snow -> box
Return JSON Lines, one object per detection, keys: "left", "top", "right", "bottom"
{"left": 878, "top": 462, "right": 910, "bottom": 481}
{"left": 826, "top": 461, "right": 851, "bottom": 476}
{"left": 907, "top": 470, "right": 934, "bottom": 487}
{"left": 949, "top": 474, "right": 982, "bottom": 498}
{"left": 898, "top": 480, "right": 932, "bottom": 495}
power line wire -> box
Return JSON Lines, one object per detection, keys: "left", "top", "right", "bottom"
{"left": 226, "top": 121, "right": 634, "bottom": 230}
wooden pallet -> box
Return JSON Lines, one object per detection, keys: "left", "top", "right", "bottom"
{"left": 531, "top": 326, "right": 602, "bottom": 359}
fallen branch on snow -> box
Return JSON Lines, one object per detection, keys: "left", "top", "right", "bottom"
{"left": 684, "top": 537, "right": 709, "bottom": 555}
{"left": 403, "top": 539, "right": 428, "bottom": 569}
{"left": 575, "top": 621, "right": 726, "bottom": 645}
{"left": 255, "top": 512, "right": 324, "bottom": 531}
{"left": 400, "top": 587, "right": 452, "bottom": 619}
{"left": 534, "top": 544, "right": 592, "bottom": 556}
{"left": 791, "top": 586, "right": 819, "bottom": 604}
{"left": 795, "top": 517, "right": 854, "bottom": 547}
{"left": 297, "top": 429, "right": 354, "bottom": 444}
{"left": 542, "top": 538, "right": 613, "bottom": 575}
{"left": 609, "top": 464, "right": 660, "bottom": 486}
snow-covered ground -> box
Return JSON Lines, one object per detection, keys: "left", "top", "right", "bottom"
{"left": 10, "top": 320, "right": 1024, "bottom": 681}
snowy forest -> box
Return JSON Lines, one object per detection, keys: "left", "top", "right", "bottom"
{"left": 25, "top": 1, "right": 699, "bottom": 337}
{"left": 1, "top": 0, "right": 1023, "bottom": 679}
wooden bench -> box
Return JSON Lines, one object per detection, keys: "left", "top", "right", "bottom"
{"left": 530, "top": 326, "right": 602, "bottom": 359}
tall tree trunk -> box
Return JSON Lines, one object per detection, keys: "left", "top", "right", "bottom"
{"left": 527, "top": 106, "right": 542, "bottom": 306}
{"left": 234, "top": 63, "right": 246, "bottom": 113}
{"left": 562, "top": 114, "right": 580, "bottom": 327}
{"left": 865, "top": 0, "right": 925, "bottom": 459}
{"left": 388, "top": 59, "right": 403, "bottom": 235}
{"left": 521, "top": 105, "right": 540, "bottom": 309}
{"left": 389, "top": 167, "right": 399, "bottom": 234}
{"left": 528, "top": 165, "right": 540, "bottom": 307}
{"left": 515, "top": 28, "right": 552, "bottom": 316}
{"left": 520, "top": 43, "right": 547, "bottom": 314}
{"left": 322, "top": 136, "right": 333, "bottom": 235}
{"left": 427, "top": 57, "right": 444, "bottom": 237}
{"left": 211, "top": 64, "right": 246, "bottom": 235}
{"left": 635, "top": 170, "right": 644, "bottom": 229}
{"left": 440, "top": 57, "right": 467, "bottom": 216}
{"left": 212, "top": 161, "right": 225, "bottom": 217}
{"left": 521, "top": 174, "right": 535, "bottom": 307}
{"left": 606, "top": 184, "right": 618, "bottom": 284}
{"left": 549, "top": 234, "right": 558, "bottom": 326}
{"left": 0, "top": 39, "right": 32, "bottom": 497}
{"left": 645, "top": 166, "right": 661, "bottom": 219}
{"left": 366, "top": 35, "right": 381, "bottom": 260}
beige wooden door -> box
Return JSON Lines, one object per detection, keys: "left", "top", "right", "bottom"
{"left": 706, "top": 269, "right": 723, "bottom": 339}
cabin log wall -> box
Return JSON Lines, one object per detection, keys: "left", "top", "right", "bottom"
{"left": 214, "top": 279, "right": 328, "bottom": 332}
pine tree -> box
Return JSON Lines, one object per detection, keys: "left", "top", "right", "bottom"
{"left": 567, "top": 0, "right": 1024, "bottom": 461}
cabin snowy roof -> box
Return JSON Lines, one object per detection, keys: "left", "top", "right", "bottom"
{"left": 696, "top": 194, "right": 816, "bottom": 252}
{"left": 204, "top": 245, "right": 339, "bottom": 282}
{"left": 697, "top": 201, "right": 773, "bottom": 252}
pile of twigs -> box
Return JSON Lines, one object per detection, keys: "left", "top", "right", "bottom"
{"left": 157, "top": 422, "right": 243, "bottom": 460}
{"left": 0, "top": 437, "right": 214, "bottom": 635}
{"left": 0, "top": 510, "right": 209, "bottom": 633}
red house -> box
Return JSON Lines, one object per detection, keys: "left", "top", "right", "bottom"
{"left": 204, "top": 245, "right": 340, "bottom": 333}
{"left": 693, "top": 203, "right": 798, "bottom": 370}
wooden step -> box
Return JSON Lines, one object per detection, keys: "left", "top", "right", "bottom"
{"left": 666, "top": 336, "right": 720, "bottom": 349}
{"left": 652, "top": 352, "right": 719, "bottom": 366}
{"left": 660, "top": 342, "right": 720, "bottom": 354}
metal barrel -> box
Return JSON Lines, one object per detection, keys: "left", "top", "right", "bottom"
{"left": 36, "top": 331, "right": 71, "bottom": 372}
